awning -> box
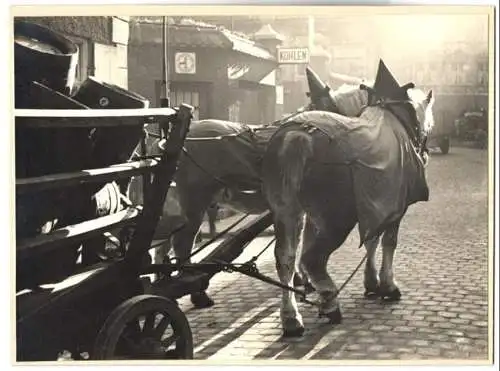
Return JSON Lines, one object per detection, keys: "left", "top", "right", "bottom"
{"left": 227, "top": 58, "right": 277, "bottom": 86}
{"left": 222, "top": 30, "right": 276, "bottom": 61}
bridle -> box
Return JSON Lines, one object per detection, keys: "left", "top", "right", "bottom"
{"left": 360, "top": 83, "right": 430, "bottom": 161}
{"left": 306, "top": 86, "right": 339, "bottom": 113}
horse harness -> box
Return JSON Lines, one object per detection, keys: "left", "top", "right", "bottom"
{"left": 359, "top": 83, "right": 429, "bottom": 159}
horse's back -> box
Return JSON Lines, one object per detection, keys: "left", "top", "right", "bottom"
{"left": 176, "top": 119, "right": 265, "bottom": 189}
{"left": 188, "top": 119, "right": 249, "bottom": 138}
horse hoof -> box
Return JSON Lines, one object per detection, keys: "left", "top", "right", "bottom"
{"left": 320, "top": 308, "right": 342, "bottom": 324}
{"left": 380, "top": 288, "right": 401, "bottom": 302}
{"left": 364, "top": 288, "right": 380, "bottom": 299}
{"left": 282, "top": 319, "right": 305, "bottom": 338}
{"left": 191, "top": 292, "right": 215, "bottom": 309}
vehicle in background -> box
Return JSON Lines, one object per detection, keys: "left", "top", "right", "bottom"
{"left": 454, "top": 109, "right": 488, "bottom": 149}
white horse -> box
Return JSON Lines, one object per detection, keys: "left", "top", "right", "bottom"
{"left": 261, "top": 85, "right": 435, "bottom": 336}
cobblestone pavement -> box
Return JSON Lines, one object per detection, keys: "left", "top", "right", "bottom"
{"left": 171, "top": 146, "right": 491, "bottom": 361}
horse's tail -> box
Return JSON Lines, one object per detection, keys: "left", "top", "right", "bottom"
{"left": 278, "top": 131, "right": 314, "bottom": 201}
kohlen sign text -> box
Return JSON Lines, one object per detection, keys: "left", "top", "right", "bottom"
{"left": 278, "top": 47, "right": 310, "bottom": 64}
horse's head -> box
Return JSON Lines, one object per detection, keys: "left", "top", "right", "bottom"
{"left": 406, "top": 87, "right": 435, "bottom": 165}
{"left": 306, "top": 83, "right": 370, "bottom": 117}
{"left": 407, "top": 87, "right": 435, "bottom": 136}
{"left": 331, "top": 84, "right": 370, "bottom": 117}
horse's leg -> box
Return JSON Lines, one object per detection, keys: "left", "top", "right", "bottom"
{"left": 293, "top": 215, "right": 316, "bottom": 294}
{"left": 274, "top": 215, "right": 305, "bottom": 337}
{"left": 363, "top": 236, "right": 381, "bottom": 298}
{"left": 207, "top": 202, "right": 218, "bottom": 237}
{"left": 378, "top": 220, "right": 402, "bottom": 301}
{"left": 171, "top": 185, "right": 218, "bottom": 309}
{"left": 301, "top": 219, "right": 352, "bottom": 324}
{"left": 293, "top": 265, "right": 315, "bottom": 293}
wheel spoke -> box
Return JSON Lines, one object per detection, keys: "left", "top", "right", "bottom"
{"left": 161, "top": 334, "right": 179, "bottom": 349}
{"left": 142, "top": 312, "right": 156, "bottom": 335}
{"left": 128, "top": 319, "right": 142, "bottom": 337}
{"left": 153, "top": 315, "right": 171, "bottom": 339}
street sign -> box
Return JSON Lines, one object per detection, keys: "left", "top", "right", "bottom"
{"left": 278, "top": 47, "right": 310, "bottom": 64}
{"left": 175, "top": 52, "right": 196, "bottom": 74}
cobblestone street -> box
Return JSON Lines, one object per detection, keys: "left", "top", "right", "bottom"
{"left": 173, "top": 146, "right": 491, "bottom": 361}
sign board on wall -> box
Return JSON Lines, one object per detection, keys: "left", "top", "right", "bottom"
{"left": 175, "top": 52, "right": 196, "bottom": 74}
{"left": 277, "top": 47, "right": 310, "bottom": 64}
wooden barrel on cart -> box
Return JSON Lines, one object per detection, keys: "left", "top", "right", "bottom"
{"left": 73, "top": 77, "right": 151, "bottom": 206}
{"left": 73, "top": 76, "right": 150, "bottom": 168}
{"left": 72, "top": 78, "right": 151, "bottom": 264}
{"left": 14, "top": 20, "right": 79, "bottom": 108}
{"left": 15, "top": 81, "right": 150, "bottom": 289}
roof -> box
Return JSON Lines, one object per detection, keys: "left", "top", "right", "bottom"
{"left": 254, "top": 24, "right": 285, "bottom": 42}
{"left": 222, "top": 30, "right": 276, "bottom": 61}
{"left": 130, "top": 18, "right": 276, "bottom": 61}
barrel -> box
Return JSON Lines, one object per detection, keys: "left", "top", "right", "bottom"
{"left": 14, "top": 21, "right": 79, "bottom": 108}
{"left": 73, "top": 77, "right": 151, "bottom": 201}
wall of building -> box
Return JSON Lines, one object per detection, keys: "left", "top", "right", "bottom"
{"left": 128, "top": 41, "right": 231, "bottom": 118}
{"left": 128, "top": 21, "right": 280, "bottom": 123}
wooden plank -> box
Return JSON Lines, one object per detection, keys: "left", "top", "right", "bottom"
{"left": 15, "top": 108, "right": 178, "bottom": 128}
{"left": 15, "top": 108, "right": 177, "bottom": 118}
{"left": 149, "top": 211, "right": 273, "bottom": 300}
{"left": 16, "top": 261, "right": 127, "bottom": 325}
{"left": 16, "top": 158, "right": 161, "bottom": 194}
{"left": 16, "top": 206, "right": 142, "bottom": 261}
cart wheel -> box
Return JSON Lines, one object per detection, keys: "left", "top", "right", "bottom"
{"left": 92, "top": 295, "right": 193, "bottom": 360}
{"left": 439, "top": 137, "right": 450, "bottom": 154}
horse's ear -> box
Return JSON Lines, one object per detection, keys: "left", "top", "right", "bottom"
{"left": 426, "top": 89, "right": 434, "bottom": 103}
{"left": 401, "top": 82, "right": 415, "bottom": 90}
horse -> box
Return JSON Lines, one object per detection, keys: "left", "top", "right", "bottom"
{"left": 260, "top": 84, "right": 435, "bottom": 337}
{"left": 153, "top": 83, "right": 373, "bottom": 309}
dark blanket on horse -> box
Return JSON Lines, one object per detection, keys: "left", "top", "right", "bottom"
{"left": 285, "top": 109, "right": 429, "bottom": 243}
{"left": 179, "top": 120, "right": 278, "bottom": 192}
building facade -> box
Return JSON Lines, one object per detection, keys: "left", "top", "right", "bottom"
{"left": 128, "top": 17, "right": 281, "bottom": 124}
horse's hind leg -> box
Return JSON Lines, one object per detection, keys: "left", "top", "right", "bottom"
{"left": 301, "top": 219, "right": 353, "bottom": 324}
{"left": 207, "top": 202, "right": 218, "bottom": 237}
{"left": 171, "top": 185, "right": 218, "bottom": 308}
{"left": 274, "top": 216, "right": 305, "bottom": 337}
{"left": 379, "top": 220, "right": 402, "bottom": 301}
{"left": 293, "top": 215, "right": 315, "bottom": 294}
{"left": 363, "top": 236, "right": 381, "bottom": 298}
{"left": 293, "top": 265, "right": 315, "bottom": 294}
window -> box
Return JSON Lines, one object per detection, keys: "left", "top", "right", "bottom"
{"left": 228, "top": 100, "right": 241, "bottom": 122}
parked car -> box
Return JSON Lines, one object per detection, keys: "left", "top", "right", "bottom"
{"left": 427, "top": 113, "right": 455, "bottom": 155}
{"left": 454, "top": 109, "right": 488, "bottom": 149}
